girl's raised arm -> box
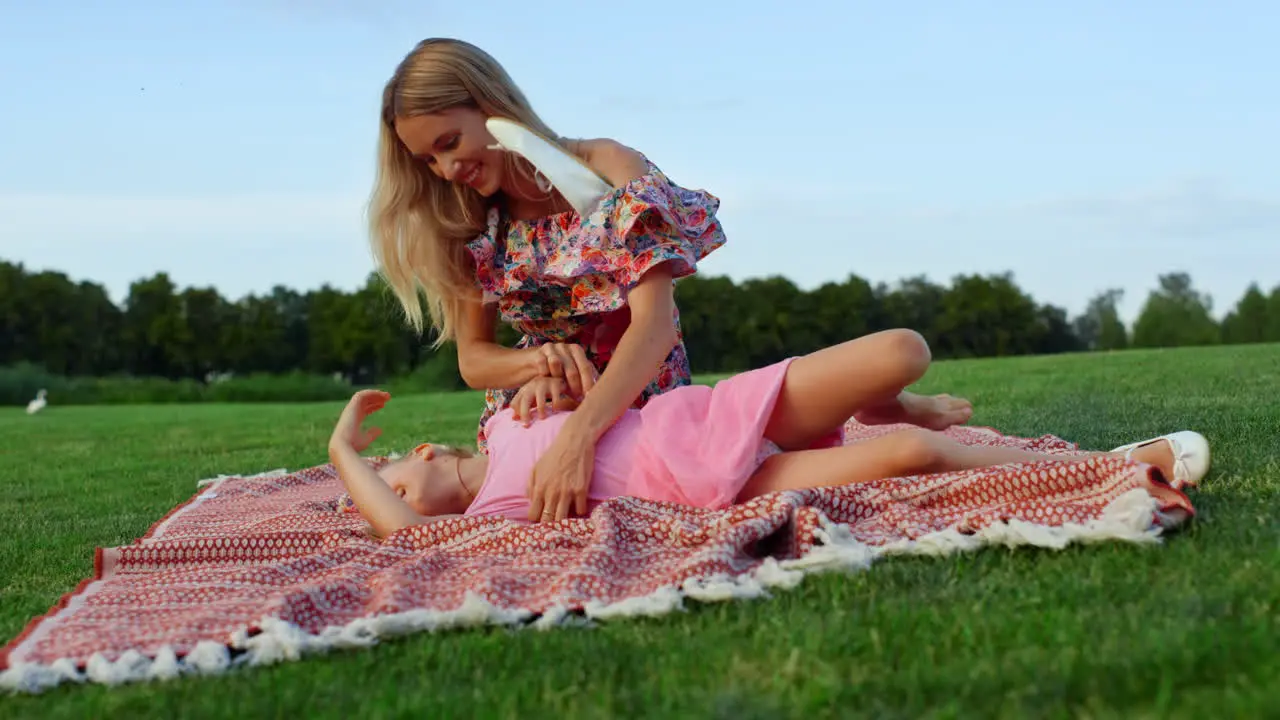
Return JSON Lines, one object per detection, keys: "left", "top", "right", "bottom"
{"left": 329, "top": 442, "right": 449, "bottom": 537}
{"left": 328, "top": 391, "right": 459, "bottom": 537}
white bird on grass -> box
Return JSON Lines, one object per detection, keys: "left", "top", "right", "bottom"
{"left": 26, "top": 389, "right": 47, "bottom": 415}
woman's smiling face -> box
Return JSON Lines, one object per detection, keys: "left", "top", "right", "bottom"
{"left": 394, "top": 107, "right": 506, "bottom": 197}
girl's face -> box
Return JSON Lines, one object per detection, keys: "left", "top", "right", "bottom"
{"left": 394, "top": 107, "right": 506, "bottom": 197}
{"left": 377, "top": 444, "right": 459, "bottom": 516}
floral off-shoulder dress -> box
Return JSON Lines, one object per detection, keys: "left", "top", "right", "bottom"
{"left": 465, "top": 161, "right": 727, "bottom": 454}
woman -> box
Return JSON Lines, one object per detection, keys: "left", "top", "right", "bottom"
{"left": 368, "top": 37, "right": 728, "bottom": 523}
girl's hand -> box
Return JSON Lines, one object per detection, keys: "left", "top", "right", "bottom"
{"left": 512, "top": 376, "right": 580, "bottom": 425}
{"left": 329, "top": 390, "right": 389, "bottom": 454}
{"left": 526, "top": 428, "right": 593, "bottom": 523}
{"left": 528, "top": 342, "right": 599, "bottom": 398}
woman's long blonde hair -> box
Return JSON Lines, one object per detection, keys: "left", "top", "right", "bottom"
{"left": 369, "top": 38, "right": 564, "bottom": 346}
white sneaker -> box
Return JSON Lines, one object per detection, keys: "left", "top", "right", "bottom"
{"left": 486, "top": 118, "right": 614, "bottom": 217}
{"left": 1111, "top": 430, "right": 1211, "bottom": 489}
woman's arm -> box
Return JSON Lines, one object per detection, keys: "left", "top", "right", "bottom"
{"left": 558, "top": 263, "right": 679, "bottom": 440}
{"left": 454, "top": 293, "right": 538, "bottom": 390}
{"left": 454, "top": 291, "right": 598, "bottom": 395}
{"left": 524, "top": 263, "right": 681, "bottom": 522}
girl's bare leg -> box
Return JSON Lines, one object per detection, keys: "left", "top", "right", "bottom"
{"left": 737, "top": 428, "right": 1177, "bottom": 501}
{"left": 764, "top": 329, "right": 968, "bottom": 451}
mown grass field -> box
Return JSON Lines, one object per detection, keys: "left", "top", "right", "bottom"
{"left": 2, "top": 345, "right": 1278, "bottom": 719}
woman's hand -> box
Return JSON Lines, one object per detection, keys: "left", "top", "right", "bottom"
{"left": 329, "top": 389, "right": 389, "bottom": 454}
{"left": 512, "top": 376, "right": 580, "bottom": 425}
{"left": 526, "top": 427, "right": 594, "bottom": 523}
{"left": 527, "top": 342, "right": 599, "bottom": 398}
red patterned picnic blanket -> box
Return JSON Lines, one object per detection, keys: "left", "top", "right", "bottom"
{"left": 0, "top": 421, "right": 1194, "bottom": 693}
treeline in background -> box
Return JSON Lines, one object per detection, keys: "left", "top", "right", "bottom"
{"left": 2, "top": 258, "right": 1277, "bottom": 405}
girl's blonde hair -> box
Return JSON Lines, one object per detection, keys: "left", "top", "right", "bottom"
{"left": 369, "top": 37, "right": 564, "bottom": 346}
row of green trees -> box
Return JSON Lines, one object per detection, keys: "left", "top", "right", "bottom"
{"left": 2, "top": 258, "right": 1277, "bottom": 390}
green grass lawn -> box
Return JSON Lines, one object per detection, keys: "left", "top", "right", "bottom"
{"left": 2, "top": 345, "right": 1278, "bottom": 718}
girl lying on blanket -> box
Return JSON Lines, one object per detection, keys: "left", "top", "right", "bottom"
{"left": 329, "top": 330, "right": 1211, "bottom": 538}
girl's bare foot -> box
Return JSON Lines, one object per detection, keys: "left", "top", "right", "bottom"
{"left": 854, "top": 391, "right": 974, "bottom": 431}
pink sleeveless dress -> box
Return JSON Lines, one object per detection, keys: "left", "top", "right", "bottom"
{"left": 463, "top": 358, "right": 844, "bottom": 522}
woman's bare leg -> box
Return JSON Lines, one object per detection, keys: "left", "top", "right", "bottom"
{"left": 763, "top": 329, "right": 969, "bottom": 451}
{"left": 737, "top": 428, "right": 1177, "bottom": 501}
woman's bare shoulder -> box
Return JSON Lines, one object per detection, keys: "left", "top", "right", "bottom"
{"left": 562, "top": 137, "right": 649, "bottom": 186}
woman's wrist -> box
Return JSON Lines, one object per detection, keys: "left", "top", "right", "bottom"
{"left": 458, "top": 341, "right": 547, "bottom": 391}
{"left": 522, "top": 346, "right": 547, "bottom": 378}
{"left": 560, "top": 399, "right": 614, "bottom": 443}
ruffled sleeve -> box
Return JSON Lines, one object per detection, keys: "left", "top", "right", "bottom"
{"left": 583, "top": 162, "right": 724, "bottom": 278}
{"left": 556, "top": 163, "right": 726, "bottom": 315}
{"left": 465, "top": 161, "right": 728, "bottom": 318}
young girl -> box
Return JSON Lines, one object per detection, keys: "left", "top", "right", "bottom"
{"left": 329, "top": 330, "right": 1210, "bottom": 538}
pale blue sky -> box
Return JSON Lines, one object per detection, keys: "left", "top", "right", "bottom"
{"left": 2, "top": 0, "right": 1277, "bottom": 322}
